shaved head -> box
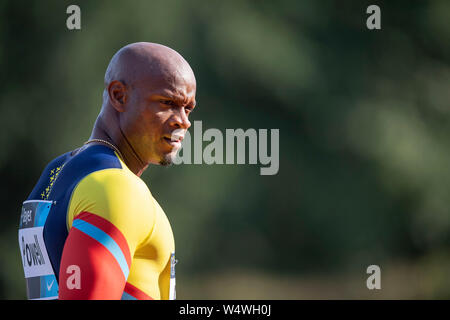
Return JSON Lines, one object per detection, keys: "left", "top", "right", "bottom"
{"left": 103, "top": 42, "right": 195, "bottom": 106}
{"left": 90, "top": 42, "right": 197, "bottom": 175}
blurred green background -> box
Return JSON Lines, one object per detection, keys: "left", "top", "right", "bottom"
{"left": 1, "top": 0, "right": 449, "bottom": 299}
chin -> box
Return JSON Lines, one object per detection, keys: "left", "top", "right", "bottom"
{"left": 158, "top": 153, "right": 175, "bottom": 166}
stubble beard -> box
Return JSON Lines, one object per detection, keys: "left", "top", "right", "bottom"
{"left": 158, "top": 151, "right": 176, "bottom": 166}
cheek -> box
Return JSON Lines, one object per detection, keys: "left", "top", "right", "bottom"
{"left": 120, "top": 110, "right": 142, "bottom": 137}
{"left": 144, "top": 110, "right": 165, "bottom": 135}
{"left": 120, "top": 99, "right": 169, "bottom": 145}
{"left": 132, "top": 109, "right": 167, "bottom": 144}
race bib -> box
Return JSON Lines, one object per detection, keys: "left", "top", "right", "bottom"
{"left": 18, "top": 200, "right": 58, "bottom": 300}
{"left": 169, "top": 252, "right": 177, "bottom": 300}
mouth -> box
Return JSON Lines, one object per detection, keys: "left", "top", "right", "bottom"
{"left": 163, "top": 136, "right": 182, "bottom": 148}
{"left": 163, "top": 129, "right": 185, "bottom": 149}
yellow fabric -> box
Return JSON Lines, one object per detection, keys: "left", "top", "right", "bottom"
{"left": 66, "top": 156, "right": 175, "bottom": 300}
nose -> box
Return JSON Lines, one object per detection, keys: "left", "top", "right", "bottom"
{"left": 169, "top": 107, "right": 191, "bottom": 130}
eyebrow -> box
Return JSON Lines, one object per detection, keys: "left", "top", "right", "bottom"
{"left": 153, "top": 93, "right": 196, "bottom": 107}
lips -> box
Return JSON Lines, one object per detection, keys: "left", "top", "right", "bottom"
{"left": 163, "top": 129, "right": 185, "bottom": 148}
{"left": 167, "top": 130, "right": 185, "bottom": 141}
{"left": 171, "top": 136, "right": 183, "bottom": 142}
{"left": 163, "top": 136, "right": 182, "bottom": 148}
{"left": 164, "top": 136, "right": 180, "bottom": 142}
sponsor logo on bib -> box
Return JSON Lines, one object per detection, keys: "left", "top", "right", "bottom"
{"left": 18, "top": 200, "right": 58, "bottom": 299}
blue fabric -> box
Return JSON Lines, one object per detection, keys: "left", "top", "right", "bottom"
{"left": 72, "top": 219, "right": 129, "bottom": 279}
{"left": 121, "top": 292, "right": 137, "bottom": 300}
{"left": 26, "top": 145, "right": 122, "bottom": 281}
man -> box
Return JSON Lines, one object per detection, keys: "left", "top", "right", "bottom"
{"left": 18, "top": 42, "right": 196, "bottom": 300}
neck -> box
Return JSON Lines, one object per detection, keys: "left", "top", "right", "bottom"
{"left": 88, "top": 116, "right": 148, "bottom": 177}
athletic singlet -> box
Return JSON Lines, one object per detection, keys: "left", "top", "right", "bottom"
{"left": 18, "top": 144, "right": 176, "bottom": 300}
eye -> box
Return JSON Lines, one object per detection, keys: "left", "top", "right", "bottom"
{"left": 160, "top": 99, "right": 175, "bottom": 106}
{"left": 185, "top": 107, "right": 194, "bottom": 115}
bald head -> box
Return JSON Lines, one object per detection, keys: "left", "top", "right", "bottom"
{"left": 103, "top": 42, "right": 196, "bottom": 104}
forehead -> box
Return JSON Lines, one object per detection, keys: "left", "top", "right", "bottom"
{"left": 137, "top": 66, "right": 196, "bottom": 101}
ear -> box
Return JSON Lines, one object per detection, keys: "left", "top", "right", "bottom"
{"left": 108, "top": 80, "right": 127, "bottom": 112}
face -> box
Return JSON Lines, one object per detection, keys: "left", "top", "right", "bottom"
{"left": 119, "top": 68, "right": 196, "bottom": 166}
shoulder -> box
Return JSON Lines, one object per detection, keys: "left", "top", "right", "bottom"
{"left": 27, "top": 151, "right": 72, "bottom": 200}
{"left": 68, "top": 166, "right": 156, "bottom": 249}
{"left": 82, "top": 166, "right": 153, "bottom": 206}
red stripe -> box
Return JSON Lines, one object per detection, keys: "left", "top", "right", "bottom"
{"left": 124, "top": 282, "right": 153, "bottom": 300}
{"left": 59, "top": 227, "right": 126, "bottom": 299}
{"left": 73, "top": 211, "right": 131, "bottom": 268}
